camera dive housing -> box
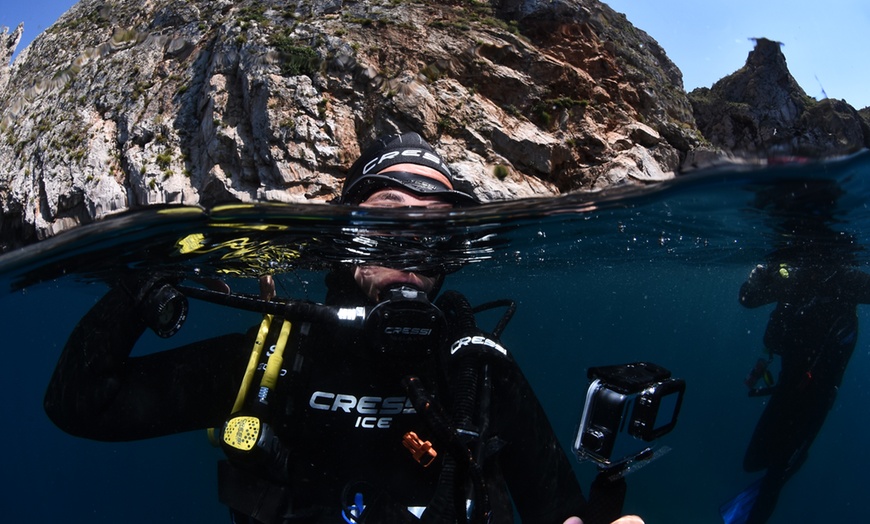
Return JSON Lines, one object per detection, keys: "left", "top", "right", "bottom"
{"left": 573, "top": 362, "right": 685, "bottom": 468}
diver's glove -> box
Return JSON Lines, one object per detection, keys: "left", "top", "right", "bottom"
{"left": 741, "top": 263, "right": 796, "bottom": 302}
{"left": 746, "top": 264, "right": 771, "bottom": 285}
{"left": 117, "top": 272, "right": 189, "bottom": 338}
{"left": 748, "top": 263, "right": 797, "bottom": 284}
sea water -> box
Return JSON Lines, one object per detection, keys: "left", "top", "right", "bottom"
{"left": 2, "top": 151, "right": 870, "bottom": 523}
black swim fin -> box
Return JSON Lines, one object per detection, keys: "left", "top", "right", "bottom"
{"left": 719, "top": 479, "right": 762, "bottom": 524}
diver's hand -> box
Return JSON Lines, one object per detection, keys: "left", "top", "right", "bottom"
{"left": 746, "top": 263, "right": 773, "bottom": 285}
{"left": 562, "top": 516, "right": 644, "bottom": 524}
{"left": 259, "top": 275, "right": 276, "bottom": 301}
{"left": 740, "top": 262, "right": 791, "bottom": 306}
{"left": 747, "top": 262, "right": 796, "bottom": 285}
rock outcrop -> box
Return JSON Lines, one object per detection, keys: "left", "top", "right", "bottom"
{"left": 688, "top": 38, "right": 870, "bottom": 159}
{"left": 0, "top": 0, "right": 704, "bottom": 249}
{"left": 0, "top": 24, "right": 23, "bottom": 93}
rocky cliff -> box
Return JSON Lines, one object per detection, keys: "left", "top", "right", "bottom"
{"left": 0, "top": 0, "right": 704, "bottom": 249}
{"left": 688, "top": 38, "right": 870, "bottom": 159}
{"left": 1, "top": 1, "right": 867, "bottom": 252}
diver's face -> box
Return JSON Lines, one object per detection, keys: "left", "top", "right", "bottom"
{"left": 356, "top": 187, "right": 453, "bottom": 210}
{"left": 353, "top": 266, "right": 442, "bottom": 302}
{"left": 355, "top": 163, "right": 454, "bottom": 209}
{"left": 353, "top": 184, "right": 450, "bottom": 301}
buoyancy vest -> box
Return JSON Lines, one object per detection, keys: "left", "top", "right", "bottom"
{"left": 217, "top": 290, "right": 516, "bottom": 524}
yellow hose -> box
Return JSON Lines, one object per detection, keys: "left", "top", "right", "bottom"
{"left": 231, "top": 314, "right": 274, "bottom": 414}
{"left": 261, "top": 320, "right": 292, "bottom": 391}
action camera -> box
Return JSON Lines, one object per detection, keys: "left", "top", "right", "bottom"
{"left": 573, "top": 362, "right": 685, "bottom": 468}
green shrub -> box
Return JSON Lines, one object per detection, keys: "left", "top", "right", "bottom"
{"left": 269, "top": 29, "right": 321, "bottom": 77}
{"left": 156, "top": 151, "right": 172, "bottom": 169}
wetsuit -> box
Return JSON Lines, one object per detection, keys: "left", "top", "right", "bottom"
{"left": 738, "top": 263, "right": 870, "bottom": 524}
{"left": 44, "top": 272, "right": 587, "bottom": 524}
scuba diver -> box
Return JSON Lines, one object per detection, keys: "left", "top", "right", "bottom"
{"left": 44, "top": 132, "right": 640, "bottom": 524}
{"left": 724, "top": 180, "right": 870, "bottom": 524}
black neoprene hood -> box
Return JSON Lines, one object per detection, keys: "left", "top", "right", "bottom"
{"left": 340, "top": 132, "right": 479, "bottom": 206}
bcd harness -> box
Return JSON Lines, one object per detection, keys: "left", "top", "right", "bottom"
{"left": 207, "top": 287, "right": 517, "bottom": 524}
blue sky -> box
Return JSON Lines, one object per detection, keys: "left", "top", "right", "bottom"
{"left": 3, "top": 0, "right": 870, "bottom": 109}
{"left": 606, "top": 0, "right": 870, "bottom": 109}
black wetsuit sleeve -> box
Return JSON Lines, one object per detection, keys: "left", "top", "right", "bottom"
{"left": 44, "top": 286, "right": 252, "bottom": 441}
{"left": 741, "top": 266, "right": 870, "bottom": 308}
{"left": 492, "top": 361, "right": 587, "bottom": 523}
{"left": 739, "top": 264, "right": 781, "bottom": 308}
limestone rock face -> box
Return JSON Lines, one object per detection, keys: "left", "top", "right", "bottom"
{"left": 4, "top": 4, "right": 868, "bottom": 251}
{"left": 1, "top": 24, "right": 23, "bottom": 92}
{"left": 0, "top": 0, "right": 701, "bottom": 248}
{"left": 688, "top": 38, "right": 870, "bottom": 159}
